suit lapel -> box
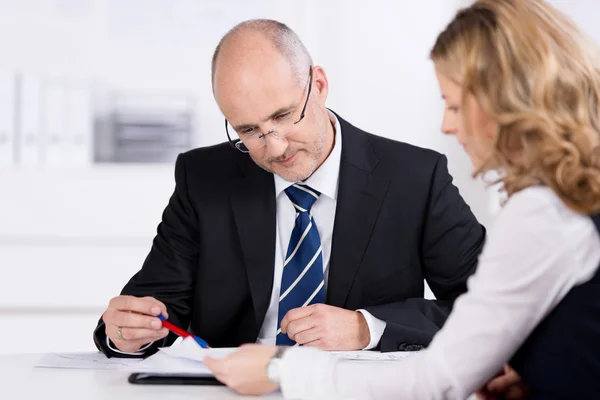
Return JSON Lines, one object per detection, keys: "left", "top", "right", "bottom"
{"left": 230, "top": 155, "right": 277, "bottom": 332}
{"left": 327, "top": 115, "right": 390, "bottom": 308}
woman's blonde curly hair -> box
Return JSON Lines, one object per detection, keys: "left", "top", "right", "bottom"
{"left": 431, "top": 0, "right": 600, "bottom": 215}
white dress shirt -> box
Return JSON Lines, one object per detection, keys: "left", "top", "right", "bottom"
{"left": 257, "top": 112, "right": 386, "bottom": 349}
{"left": 279, "top": 185, "right": 600, "bottom": 399}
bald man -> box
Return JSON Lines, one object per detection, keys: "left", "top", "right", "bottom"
{"left": 94, "top": 19, "right": 485, "bottom": 357}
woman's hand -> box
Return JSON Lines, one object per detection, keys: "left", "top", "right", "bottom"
{"left": 477, "top": 365, "right": 529, "bottom": 400}
{"left": 204, "top": 344, "right": 280, "bottom": 396}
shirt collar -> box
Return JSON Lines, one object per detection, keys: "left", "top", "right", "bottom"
{"left": 274, "top": 111, "right": 342, "bottom": 201}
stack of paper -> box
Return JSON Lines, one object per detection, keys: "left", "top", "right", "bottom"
{"left": 126, "top": 339, "right": 236, "bottom": 376}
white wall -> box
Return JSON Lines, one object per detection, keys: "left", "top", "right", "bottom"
{"left": 304, "top": 0, "right": 496, "bottom": 228}
{"left": 0, "top": 0, "right": 473, "bottom": 355}
{"left": 0, "top": 0, "right": 302, "bottom": 355}
{"left": 1, "top": 166, "right": 175, "bottom": 353}
{"left": 7, "top": 0, "right": 598, "bottom": 355}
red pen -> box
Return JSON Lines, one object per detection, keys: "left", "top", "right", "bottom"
{"left": 157, "top": 315, "right": 210, "bottom": 348}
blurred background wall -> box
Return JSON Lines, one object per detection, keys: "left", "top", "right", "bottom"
{"left": 0, "top": 0, "right": 596, "bottom": 354}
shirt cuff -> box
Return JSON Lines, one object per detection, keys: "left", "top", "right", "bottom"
{"left": 280, "top": 347, "right": 339, "bottom": 399}
{"left": 357, "top": 309, "right": 387, "bottom": 350}
{"left": 105, "top": 336, "right": 155, "bottom": 355}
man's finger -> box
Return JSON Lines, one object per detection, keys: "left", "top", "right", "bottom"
{"left": 109, "top": 296, "right": 168, "bottom": 317}
{"left": 286, "top": 316, "right": 316, "bottom": 340}
{"left": 113, "top": 327, "right": 169, "bottom": 342}
{"left": 105, "top": 324, "right": 167, "bottom": 348}
{"left": 281, "top": 305, "right": 317, "bottom": 333}
{"left": 110, "top": 310, "right": 163, "bottom": 329}
{"left": 104, "top": 327, "right": 151, "bottom": 353}
{"left": 293, "top": 326, "right": 322, "bottom": 345}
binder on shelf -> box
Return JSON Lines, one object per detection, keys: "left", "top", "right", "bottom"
{"left": 41, "top": 81, "right": 67, "bottom": 167}
{"left": 16, "top": 74, "right": 42, "bottom": 167}
{"left": 65, "top": 86, "right": 93, "bottom": 166}
{"left": 0, "top": 73, "right": 16, "bottom": 168}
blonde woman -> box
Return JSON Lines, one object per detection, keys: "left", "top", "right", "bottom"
{"left": 204, "top": 0, "right": 600, "bottom": 398}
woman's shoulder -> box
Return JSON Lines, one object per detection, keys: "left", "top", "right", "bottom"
{"left": 486, "top": 186, "right": 600, "bottom": 292}
{"left": 505, "top": 185, "right": 560, "bottom": 206}
{"left": 490, "top": 185, "right": 596, "bottom": 247}
{"left": 501, "top": 185, "right": 583, "bottom": 222}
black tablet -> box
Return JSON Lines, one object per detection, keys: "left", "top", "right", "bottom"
{"left": 128, "top": 373, "right": 224, "bottom": 386}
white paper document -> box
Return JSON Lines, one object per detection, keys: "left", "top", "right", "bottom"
{"left": 330, "top": 351, "right": 417, "bottom": 361}
{"left": 157, "top": 337, "right": 416, "bottom": 364}
{"left": 35, "top": 338, "right": 416, "bottom": 377}
{"left": 35, "top": 352, "right": 143, "bottom": 370}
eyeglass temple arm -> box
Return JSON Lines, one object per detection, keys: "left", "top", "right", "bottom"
{"left": 295, "top": 67, "right": 313, "bottom": 124}
{"left": 225, "top": 118, "right": 240, "bottom": 148}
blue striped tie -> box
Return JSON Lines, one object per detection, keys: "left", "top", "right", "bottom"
{"left": 276, "top": 183, "right": 325, "bottom": 345}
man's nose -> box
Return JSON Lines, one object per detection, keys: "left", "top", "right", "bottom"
{"left": 263, "top": 133, "right": 288, "bottom": 158}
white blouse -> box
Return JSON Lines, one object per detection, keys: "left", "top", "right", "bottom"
{"left": 278, "top": 186, "right": 600, "bottom": 399}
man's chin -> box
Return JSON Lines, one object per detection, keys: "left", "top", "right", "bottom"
{"left": 268, "top": 160, "right": 310, "bottom": 182}
{"left": 273, "top": 168, "right": 311, "bottom": 183}
{"left": 255, "top": 152, "right": 317, "bottom": 182}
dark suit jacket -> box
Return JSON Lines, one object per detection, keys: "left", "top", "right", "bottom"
{"left": 94, "top": 113, "right": 485, "bottom": 356}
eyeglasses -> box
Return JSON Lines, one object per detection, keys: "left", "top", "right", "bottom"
{"left": 225, "top": 66, "right": 313, "bottom": 153}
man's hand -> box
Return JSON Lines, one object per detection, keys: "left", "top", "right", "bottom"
{"left": 477, "top": 365, "right": 529, "bottom": 400}
{"left": 204, "top": 344, "right": 279, "bottom": 396}
{"left": 280, "top": 304, "right": 370, "bottom": 350}
{"left": 102, "top": 295, "right": 169, "bottom": 353}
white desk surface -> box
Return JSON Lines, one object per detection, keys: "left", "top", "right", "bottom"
{"left": 1, "top": 353, "right": 283, "bottom": 400}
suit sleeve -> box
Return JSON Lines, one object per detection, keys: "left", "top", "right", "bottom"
{"left": 93, "top": 153, "right": 200, "bottom": 357}
{"left": 365, "top": 154, "right": 486, "bottom": 352}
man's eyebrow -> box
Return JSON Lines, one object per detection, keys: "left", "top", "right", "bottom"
{"left": 264, "top": 104, "right": 296, "bottom": 122}
{"left": 232, "top": 103, "right": 296, "bottom": 132}
{"left": 232, "top": 122, "right": 256, "bottom": 132}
